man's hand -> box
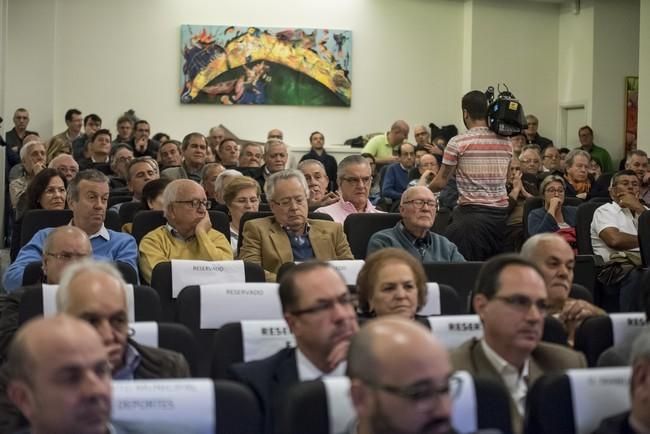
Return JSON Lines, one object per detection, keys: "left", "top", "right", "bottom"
{"left": 319, "top": 191, "right": 340, "bottom": 207}
{"left": 31, "top": 161, "right": 46, "bottom": 176}
{"left": 417, "top": 170, "right": 435, "bottom": 186}
{"left": 326, "top": 340, "right": 351, "bottom": 372}
{"left": 559, "top": 299, "right": 603, "bottom": 323}
{"left": 134, "top": 136, "right": 148, "bottom": 153}
{"left": 617, "top": 192, "right": 645, "bottom": 214}
{"left": 196, "top": 213, "right": 212, "bottom": 234}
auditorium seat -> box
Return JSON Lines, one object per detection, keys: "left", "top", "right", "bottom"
{"left": 343, "top": 213, "right": 401, "bottom": 259}
{"left": 522, "top": 196, "right": 583, "bottom": 240}
{"left": 132, "top": 210, "right": 230, "bottom": 245}
{"left": 574, "top": 313, "right": 646, "bottom": 366}
{"left": 20, "top": 209, "right": 74, "bottom": 249}
{"left": 420, "top": 283, "right": 463, "bottom": 316}
{"left": 422, "top": 262, "right": 484, "bottom": 312}
{"left": 638, "top": 210, "right": 650, "bottom": 267}
{"left": 129, "top": 321, "right": 199, "bottom": 376}
{"left": 21, "top": 260, "right": 139, "bottom": 287}
{"left": 118, "top": 200, "right": 144, "bottom": 224}
{"left": 575, "top": 201, "right": 607, "bottom": 256}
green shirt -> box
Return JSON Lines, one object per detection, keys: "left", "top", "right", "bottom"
{"left": 362, "top": 133, "right": 394, "bottom": 159}
{"left": 581, "top": 144, "right": 614, "bottom": 173}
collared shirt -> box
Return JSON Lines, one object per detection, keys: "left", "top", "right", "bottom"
{"left": 400, "top": 222, "right": 432, "bottom": 259}
{"left": 283, "top": 223, "right": 314, "bottom": 261}
{"left": 71, "top": 222, "right": 111, "bottom": 241}
{"left": 166, "top": 223, "right": 194, "bottom": 242}
{"left": 91, "top": 155, "right": 110, "bottom": 163}
{"left": 591, "top": 201, "right": 647, "bottom": 261}
{"left": 315, "top": 198, "right": 383, "bottom": 224}
{"left": 113, "top": 343, "right": 142, "bottom": 380}
{"left": 296, "top": 348, "right": 346, "bottom": 381}
{"left": 481, "top": 339, "right": 529, "bottom": 415}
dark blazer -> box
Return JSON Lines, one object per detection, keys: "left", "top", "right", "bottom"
{"left": 450, "top": 338, "right": 587, "bottom": 434}
{"left": 228, "top": 347, "right": 299, "bottom": 434}
{"left": 592, "top": 411, "right": 636, "bottom": 434}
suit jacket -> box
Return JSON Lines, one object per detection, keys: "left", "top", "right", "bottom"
{"left": 450, "top": 338, "right": 586, "bottom": 434}
{"left": 592, "top": 411, "right": 637, "bottom": 434}
{"left": 228, "top": 347, "right": 299, "bottom": 434}
{"left": 238, "top": 217, "right": 354, "bottom": 281}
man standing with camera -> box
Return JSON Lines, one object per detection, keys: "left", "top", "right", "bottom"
{"left": 428, "top": 90, "right": 512, "bottom": 261}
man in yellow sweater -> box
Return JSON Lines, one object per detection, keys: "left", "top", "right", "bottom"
{"left": 138, "top": 179, "right": 233, "bottom": 283}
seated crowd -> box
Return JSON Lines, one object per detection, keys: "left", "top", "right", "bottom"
{"left": 0, "top": 95, "right": 649, "bottom": 434}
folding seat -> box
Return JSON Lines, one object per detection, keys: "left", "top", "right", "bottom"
{"left": 574, "top": 313, "right": 647, "bottom": 366}
{"left": 132, "top": 209, "right": 230, "bottom": 245}
{"left": 575, "top": 201, "right": 607, "bottom": 256}
{"left": 638, "top": 210, "right": 650, "bottom": 266}
{"left": 21, "top": 260, "right": 139, "bottom": 287}
{"left": 522, "top": 196, "right": 583, "bottom": 240}
{"left": 342, "top": 213, "right": 401, "bottom": 259}
{"left": 129, "top": 321, "right": 199, "bottom": 376}
{"left": 420, "top": 283, "right": 463, "bottom": 315}
{"left": 118, "top": 200, "right": 144, "bottom": 224}
{"left": 20, "top": 209, "right": 73, "bottom": 248}
{"left": 422, "top": 262, "right": 485, "bottom": 311}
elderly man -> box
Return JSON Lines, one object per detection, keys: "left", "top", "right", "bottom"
{"left": 519, "top": 145, "right": 542, "bottom": 176}
{"left": 72, "top": 113, "right": 102, "bottom": 161}
{"left": 202, "top": 162, "right": 226, "bottom": 203}
{"left": 48, "top": 153, "right": 79, "bottom": 183}
{"left": 410, "top": 153, "right": 439, "bottom": 187}
{"left": 3, "top": 170, "right": 138, "bottom": 292}
{"left": 239, "top": 170, "right": 353, "bottom": 281}
{"left": 9, "top": 139, "right": 46, "bottom": 209}
{"left": 5, "top": 315, "right": 113, "bottom": 434}
{"left": 451, "top": 254, "right": 586, "bottom": 433}
{"left": 218, "top": 138, "right": 240, "bottom": 168}
{"left": 413, "top": 124, "right": 435, "bottom": 153}
{"left": 5, "top": 108, "right": 37, "bottom": 168}
{"left": 111, "top": 157, "right": 160, "bottom": 212}
{"left": 347, "top": 317, "right": 454, "bottom": 434}
{"left": 541, "top": 146, "right": 562, "bottom": 174}
{"left": 157, "top": 139, "right": 183, "bottom": 169}
{"left": 299, "top": 131, "right": 338, "bottom": 188}
{"left": 108, "top": 144, "right": 134, "bottom": 189}
{"left": 267, "top": 128, "right": 283, "bottom": 141}
{"left": 78, "top": 129, "right": 113, "bottom": 172}
{"left": 40, "top": 226, "right": 92, "bottom": 285}
{"left": 229, "top": 261, "right": 358, "bottom": 434}
{"left": 139, "top": 179, "right": 232, "bottom": 283}
{"left": 625, "top": 149, "right": 650, "bottom": 204}
{"left": 53, "top": 108, "right": 83, "bottom": 150}
{"left": 381, "top": 142, "right": 416, "bottom": 203}
{"left": 362, "top": 120, "right": 410, "bottom": 165}
{"left": 521, "top": 234, "right": 604, "bottom": 343}
{"left": 239, "top": 142, "right": 264, "bottom": 168}
{"left": 591, "top": 169, "right": 648, "bottom": 311}
{"left": 578, "top": 125, "right": 613, "bottom": 174}
{"left": 207, "top": 126, "right": 226, "bottom": 149}
{"left": 316, "top": 155, "right": 383, "bottom": 223}
{"left": 241, "top": 140, "right": 289, "bottom": 192}
{"left": 298, "top": 159, "right": 338, "bottom": 208}
{"left": 368, "top": 186, "right": 464, "bottom": 262}
{"left": 523, "top": 114, "right": 553, "bottom": 151}
{"left": 161, "top": 132, "right": 208, "bottom": 183}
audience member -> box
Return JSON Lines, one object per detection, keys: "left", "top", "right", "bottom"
{"left": 559, "top": 147, "right": 570, "bottom": 171}
{"left": 157, "top": 139, "right": 183, "bottom": 169}
{"left": 239, "top": 170, "right": 353, "bottom": 281}
{"left": 347, "top": 317, "right": 455, "bottom": 434}
{"left": 578, "top": 125, "right": 614, "bottom": 173}
{"left": 218, "top": 138, "right": 240, "bottom": 168}
{"left": 201, "top": 162, "right": 226, "bottom": 203}
{"left": 114, "top": 157, "right": 159, "bottom": 210}
{"left": 205, "top": 140, "right": 217, "bottom": 163}
{"left": 52, "top": 108, "right": 83, "bottom": 151}
{"left": 78, "top": 129, "right": 112, "bottom": 172}
{"left": 44, "top": 135, "right": 71, "bottom": 163}
{"left": 223, "top": 176, "right": 261, "bottom": 252}
{"left": 451, "top": 254, "right": 586, "bottom": 433}
{"left": 299, "top": 131, "right": 338, "bottom": 189}
{"left": 121, "top": 178, "right": 171, "bottom": 234}
{"left": 541, "top": 145, "right": 562, "bottom": 174}
{"left": 207, "top": 126, "right": 226, "bottom": 150}
{"left": 239, "top": 142, "right": 264, "bottom": 168}
{"left": 241, "top": 140, "right": 289, "bottom": 191}
{"left": 267, "top": 128, "right": 284, "bottom": 141}
{"left": 130, "top": 119, "right": 160, "bottom": 158}
{"left": 510, "top": 133, "right": 526, "bottom": 158}
{"left": 9, "top": 139, "right": 46, "bottom": 209}
{"left": 505, "top": 157, "right": 535, "bottom": 252}
{"left": 409, "top": 153, "right": 439, "bottom": 187}
{"left": 4, "top": 170, "right": 138, "bottom": 292}
{"left": 161, "top": 132, "right": 207, "bottom": 182}
{"left": 8, "top": 133, "right": 40, "bottom": 182}
{"left": 152, "top": 132, "right": 170, "bottom": 144}
{"left": 519, "top": 145, "right": 542, "bottom": 176}
{"left": 298, "top": 159, "right": 338, "bottom": 208}
{"left": 528, "top": 175, "right": 578, "bottom": 245}
{"left": 368, "top": 186, "right": 464, "bottom": 262}
{"left": 625, "top": 149, "right": 650, "bottom": 204}
{"left": 413, "top": 124, "right": 435, "bottom": 154}
{"left": 71, "top": 113, "right": 102, "bottom": 160}
{"left": 316, "top": 155, "right": 382, "bottom": 223}
{"left": 113, "top": 115, "right": 134, "bottom": 146}
{"left": 356, "top": 248, "right": 428, "bottom": 321}
{"left": 362, "top": 120, "right": 409, "bottom": 165}
{"left": 212, "top": 169, "right": 242, "bottom": 205}
{"left": 48, "top": 153, "right": 79, "bottom": 183}
{"left": 523, "top": 114, "right": 553, "bottom": 150}
{"left": 108, "top": 143, "right": 134, "bottom": 189}
{"left": 381, "top": 142, "right": 416, "bottom": 202}
{"left": 563, "top": 149, "right": 592, "bottom": 199}
{"left": 521, "top": 234, "right": 604, "bottom": 344}
{"left": 41, "top": 226, "right": 92, "bottom": 284}
{"left": 5, "top": 108, "right": 37, "bottom": 168}
{"left": 361, "top": 153, "right": 381, "bottom": 203}
{"left": 589, "top": 158, "right": 603, "bottom": 181}
{"left": 229, "top": 261, "right": 358, "bottom": 434}
{"left": 429, "top": 90, "right": 512, "bottom": 260}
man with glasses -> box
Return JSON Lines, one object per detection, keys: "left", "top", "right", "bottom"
{"left": 541, "top": 146, "right": 562, "bottom": 174}
{"left": 347, "top": 316, "right": 456, "bottom": 434}
{"left": 139, "top": 179, "right": 232, "bottom": 283}
{"left": 451, "top": 254, "right": 586, "bottom": 433}
{"left": 367, "top": 186, "right": 464, "bottom": 262}
{"left": 41, "top": 226, "right": 92, "bottom": 285}
{"left": 108, "top": 144, "right": 134, "bottom": 189}
{"left": 381, "top": 142, "right": 416, "bottom": 203}
{"left": 229, "top": 261, "right": 358, "bottom": 434}
{"left": 240, "top": 169, "right": 353, "bottom": 281}
{"left": 48, "top": 153, "right": 79, "bottom": 183}
{"left": 523, "top": 114, "right": 553, "bottom": 151}
{"left": 316, "top": 155, "right": 383, "bottom": 223}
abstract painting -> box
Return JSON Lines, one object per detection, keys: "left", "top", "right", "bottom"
{"left": 180, "top": 25, "right": 352, "bottom": 107}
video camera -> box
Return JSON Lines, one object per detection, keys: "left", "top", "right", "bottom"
{"left": 485, "top": 84, "right": 526, "bottom": 137}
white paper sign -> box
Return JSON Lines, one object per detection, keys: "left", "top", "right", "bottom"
{"left": 451, "top": 371, "right": 478, "bottom": 434}
{"left": 323, "top": 377, "right": 356, "bottom": 434}
{"left": 112, "top": 379, "right": 215, "bottom": 434}
{"left": 43, "top": 284, "right": 135, "bottom": 322}
{"left": 171, "top": 260, "right": 246, "bottom": 298}
{"left": 199, "top": 283, "right": 282, "bottom": 329}
{"left": 129, "top": 322, "right": 159, "bottom": 348}
{"left": 421, "top": 282, "right": 441, "bottom": 316}
{"left": 241, "top": 320, "right": 296, "bottom": 362}
{"left": 569, "top": 367, "right": 631, "bottom": 434}
{"left": 328, "top": 260, "right": 365, "bottom": 285}
{"left": 427, "top": 315, "right": 483, "bottom": 349}
{"left": 610, "top": 313, "right": 646, "bottom": 346}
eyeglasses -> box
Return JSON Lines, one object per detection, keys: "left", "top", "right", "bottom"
{"left": 341, "top": 176, "right": 372, "bottom": 185}
{"left": 273, "top": 196, "right": 307, "bottom": 208}
{"left": 363, "top": 376, "right": 462, "bottom": 403}
{"left": 46, "top": 251, "right": 91, "bottom": 261}
{"left": 545, "top": 188, "right": 565, "bottom": 195}
{"left": 492, "top": 294, "right": 548, "bottom": 314}
{"left": 174, "top": 199, "right": 211, "bottom": 209}
{"left": 543, "top": 155, "right": 560, "bottom": 160}
{"left": 403, "top": 199, "right": 436, "bottom": 209}
{"left": 290, "top": 293, "right": 357, "bottom": 316}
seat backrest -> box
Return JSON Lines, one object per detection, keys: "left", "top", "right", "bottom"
{"left": 327, "top": 259, "right": 365, "bottom": 285}
{"left": 21, "top": 260, "right": 139, "bottom": 287}
{"left": 523, "top": 196, "right": 583, "bottom": 239}
{"left": 129, "top": 322, "right": 199, "bottom": 376}
{"left": 421, "top": 283, "right": 462, "bottom": 315}
{"left": 105, "top": 208, "right": 122, "bottom": 232}
{"left": 574, "top": 254, "right": 597, "bottom": 291}
{"left": 574, "top": 313, "right": 646, "bottom": 366}
{"left": 576, "top": 201, "right": 606, "bottom": 255}
{"left": 132, "top": 210, "right": 230, "bottom": 245}
{"left": 111, "top": 379, "right": 262, "bottom": 434}
{"left": 422, "top": 262, "right": 484, "bottom": 311}
{"left": 343, "top": 213, "right": 401, "bottom": 259}
{"left": 20, "top": 209, "right": 73, "bottom": 248}
{"left": 525, "top": 367, "right": 631, "bottom": 434}
{"left": 119, "top": 201, "right": 144, "bottom": 224}
{"left": 639, "top": 210, "right": 650, "bottom": 267}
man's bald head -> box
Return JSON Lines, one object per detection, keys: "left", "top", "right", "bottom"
{"left": 42, "top": 226, "right": 92, "bottom": 284}
{"left": 388, "top": 120, "right": 410, "bottom": 146}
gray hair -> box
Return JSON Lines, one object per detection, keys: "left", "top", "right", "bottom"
{"left": 67, "top": 170, "right": 109, "bottom": 202}
{"left": 631, "top": 328, "right": 650, "bottom": 364}
{"left": 565, "top": 149, "right": 591, "bottom": 168}
{"left": 264, "top": 140, "right": 287, "bottom": 154}
{"left": 162, "top": 179, "right": 197, "bottom": 216}
{"left": 539, "top": 175, "right": 566, "bottom": 195}
{"left": 56, "top": 259, "right": 128, "bottom": 312}
{"left": 297, "top": 159, "right": 325, "bottom": 172}
{"left": 626, "top": 149, "right": 648, "bottom": 164}
{"left": 43, "top": 226, "right": 90, "bottom": 255}
{"left": 19, "top": 140, "right": 44, "bottom": 162}
{"left": 213, "top": 169, "right": 243, "bottom": 197}
{"left": 48, "top": 153, "right": 79, "bottom": 170}
{"left": 520, "top": 144, "right": 541, "bottom": 157}
{"left": 337, "top": 154, "right": 371, "bottom": 181}
{"left": 241, "top": 142, "right": 264, "bottom": 155}
{"left": 265, "top": 169, "right": 309, "bottom": 199}
{"left": 521, "top": 233, "right": 567, "bottom": 261}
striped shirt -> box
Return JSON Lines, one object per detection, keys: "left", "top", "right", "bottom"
{"left": 443, "top": 127, "right": 512, "bottom": 208}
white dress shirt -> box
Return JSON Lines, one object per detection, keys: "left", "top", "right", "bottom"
{"left": 296, "top": 348, "right": 346, "bottom": 381}
{"left": 481, "top": 339, "right": 529, "bottom": 415}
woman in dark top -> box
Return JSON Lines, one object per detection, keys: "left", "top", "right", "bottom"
{"left": 528, "top": 175, "right": 578, "bottom": 248}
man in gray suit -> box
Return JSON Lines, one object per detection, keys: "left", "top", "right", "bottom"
{"left": 450, "top": 254, "right": 586, "bottom": 434}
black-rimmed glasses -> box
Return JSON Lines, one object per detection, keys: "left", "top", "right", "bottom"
{"left": 290, "top": 293, "right": 357, "bottom": 316}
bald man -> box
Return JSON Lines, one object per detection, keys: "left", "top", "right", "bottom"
{"left": 6, "top": 315, "right": 113, "bottom": 434}
{"left": 347, "top": 316, "right": 455, "bottom": 434}
{"left": 362, "top": 120, "right": 410, "bottom": 165}
{"left": 41, "top": 226, "right": 92, "bottom": 285}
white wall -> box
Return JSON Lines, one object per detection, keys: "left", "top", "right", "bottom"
{"left": 637, "top": 0, "right": 650, "bottom": 153}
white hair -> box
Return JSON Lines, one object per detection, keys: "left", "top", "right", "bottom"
{"left": 162, "top": 179, "right": 200, "bottom": 218}
{"left": 19, "top": 140, "right": 44, "bottom": 162}
{"left": 56, "top": 259, "right": 128, "bottom": 312}
{"left": 520, "top": 233, "right": 568, "bottom": 260}
{"left": 265, "top": 169, "right": 309, "bottom": 199}
{"left": 48, "top": 153, "right": 79, "bottom": 169}
{"left": 213, "top": 169, "right": 243, "bottom": 194}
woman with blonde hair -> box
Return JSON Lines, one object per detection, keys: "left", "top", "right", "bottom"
{"left": 46, "top": 135, "right": 72, "bottom": 163}
{"left": 223, "top": 176, "right": 261, "bottom": 252}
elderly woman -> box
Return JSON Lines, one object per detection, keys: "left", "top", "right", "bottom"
{"left": 213, "top": 169, "right": 243, "bottom": 205}
{"left": 356, "top": 248, "right": 428, "bottom": 322}
{"left": 223, "top": 176, "right": 260, "bottom": 252}
{"left": 528, "top": 175, "right": 578, "bottom": 247}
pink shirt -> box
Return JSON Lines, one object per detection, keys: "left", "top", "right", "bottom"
{"left": 315, "top": 199, "right": 383, "bottom": 223}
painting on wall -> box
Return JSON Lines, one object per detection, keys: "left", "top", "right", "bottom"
{"left": 625, "top": 76, "right": 638, "bottom": 154}
{"left": 180, "top": 25, "right": 352, "bottom": 107}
